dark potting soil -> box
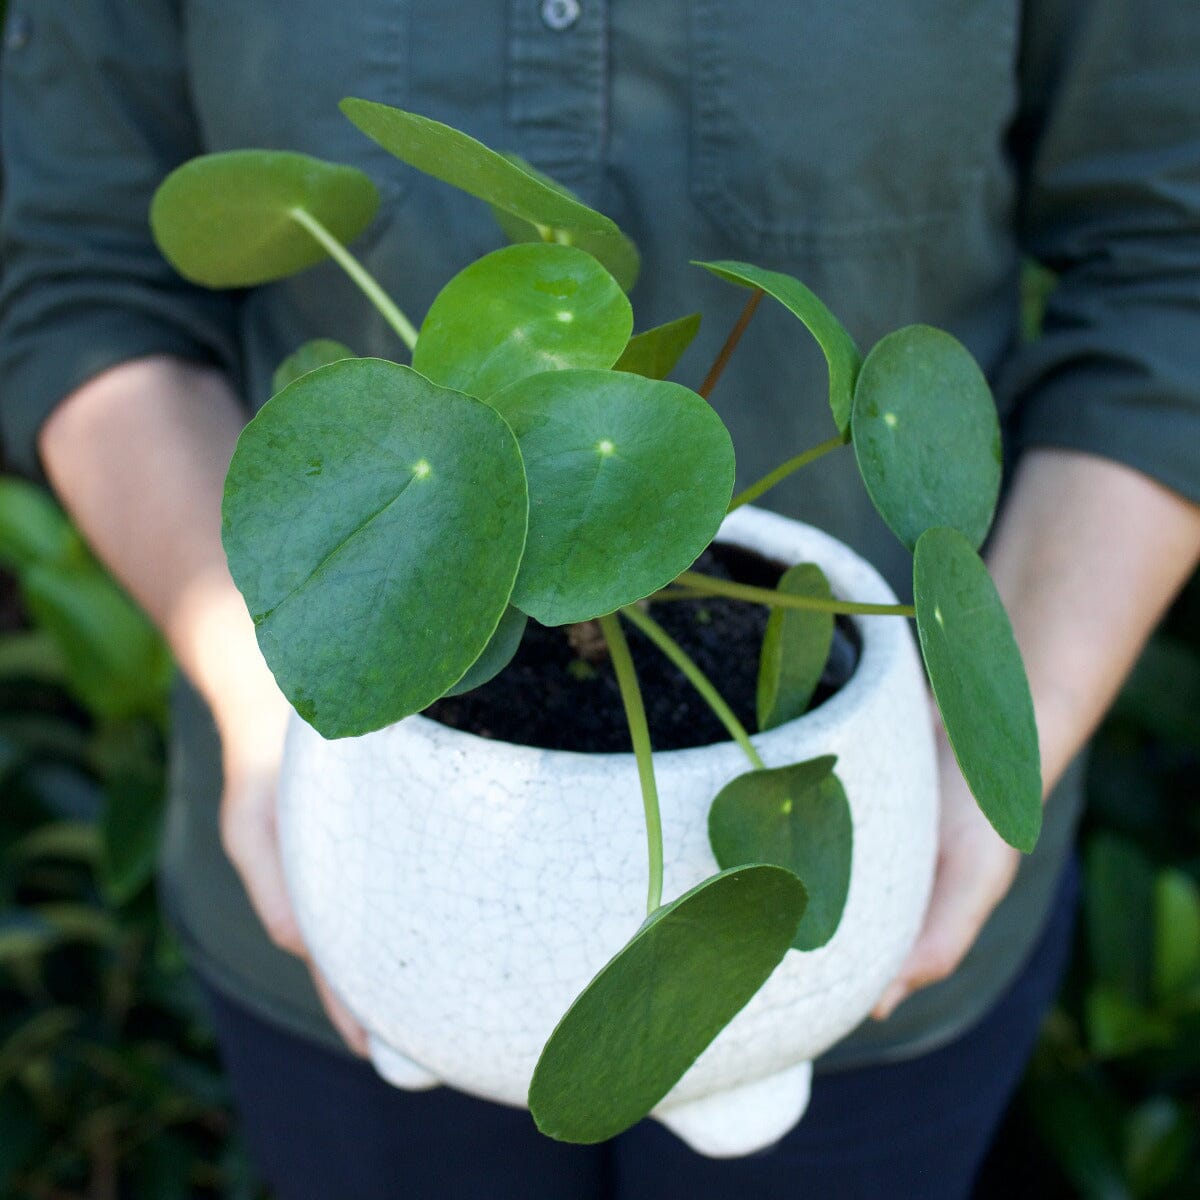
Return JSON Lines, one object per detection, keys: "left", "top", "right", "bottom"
{"left": 424, "top": 544, "right": 861, "bottom": 754}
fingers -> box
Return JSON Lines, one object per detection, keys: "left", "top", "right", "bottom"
{"left": 220, "top": 770, "right": 369, "bottom": 1057}
{"left": 310, "top": 962, "right": 370, "bottom": 1057}
{"left": 873, "top": 743, "right": 1022, "bottom": 1021}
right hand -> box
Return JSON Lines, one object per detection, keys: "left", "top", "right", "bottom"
{"left": 202, "top": 592, "right": 370, "bottom": 1057}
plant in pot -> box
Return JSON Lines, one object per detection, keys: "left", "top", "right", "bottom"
{"left": 149, "top": 99, "right": 1042, "bottom": 1157}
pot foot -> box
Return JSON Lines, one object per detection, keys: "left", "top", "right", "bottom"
{"left": 653, "top": 1060, "right": 813, "bottom": 1158}
{"left": 368, "top": 1035, "right": 440, "bottom": 1091}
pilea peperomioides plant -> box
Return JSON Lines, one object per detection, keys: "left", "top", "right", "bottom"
{"left": 150, "top": 98, "right": 1042, "bottom": 1144}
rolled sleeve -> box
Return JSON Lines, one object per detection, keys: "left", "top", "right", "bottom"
{"left": 997, "top": 2, "right": 1200, "bottom": 505}
{"left": 0, "top": 1, "right": 241, "bottom": 480}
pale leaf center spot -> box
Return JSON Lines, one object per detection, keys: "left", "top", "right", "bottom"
{"left": 413, "top": 459, "right": 432, "bottom": 480}
{"left": 597, "top": 439, "right": 616, "bottom": 457}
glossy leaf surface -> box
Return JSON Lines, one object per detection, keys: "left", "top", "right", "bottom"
{"left": 223, "top": 359, "right": 528, "bottom": 737}
{"left": 696, "top": 260, "right": 862, "bottom": 434}
{"left": 272, "top": 339, "right": 357, "bottom": 394}
{"left": 441, "top": 606, "right": 528, "bottom": 698}
{"left": 529, "top": 865, "right": 806, "bottom": 1143}
{"left": 756, "top": 563, "right": 834, "bottom": 732}
{"left": 852, "top": 326, "right": 1001, "bottom": 552}
{"left": 151, "top": 150, "right": 378, "bottom": 287}
{"left": 489, "top": 370, "right": 735, "bottom": 625}
{"left": 708, "top": 757, "right": 851, "bottom": 950}
{"left": 613, "top": 314, "right": 703, "bottom": 380}
{"left": 914, "top": 527, "right": 1041, "bottom": 851}
{"left": 341, "top": 99, "right": 620, "bottom": 239}
{"left": 491, "top": 153, "right": 640, "bottom": 292}
{"left": 412, "top": 243, "right": 632, "bottom": 399}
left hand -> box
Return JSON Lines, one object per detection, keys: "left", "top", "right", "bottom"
{"left": 872, "top": 723, "right": 1021, "bottom": 1021}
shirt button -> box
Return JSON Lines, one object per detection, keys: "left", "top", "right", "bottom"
{"left": 541, "top": 0, "right": 581, "bottom": 33}
{"left": 5, "top": 13, "right": 32, "bottom": 50}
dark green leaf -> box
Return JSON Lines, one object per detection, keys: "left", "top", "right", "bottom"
{"left": 11, "top": 821, "right": 101, "bottom": 864}
{"left": 529, "top": 865, "right": 806, "bottom": 1143}
{"left": 273, "top": 339, "right": 357, "bottom": 394}
{"left": 1154, "top": 869, "right": 1200, "bottom": 1003}
{"left": 491, "top": 153, "right": 640, "bottom": 292}
{"left": 101, "top": 764, "right": 166, "bottom": 906}
{"left": 708, "top": 757, "right": 850, "bottom": 949}
{"left": 1123, "top": 1098, "right": 1195, "bottom": 1198}
{"left": 1024, "top": 1071, "right": 1132, "bottom": 1200}
{"left": 0, "top": 631, "right": 68, "bottom": 684}
{"left": 0, "top": 478, "right": 77, "bottom": 571}
{"left": 223, "top": 359, "right": 528, "bottom": 737}
{"left": 613, "top": 314, "right": 703, "bottom": 380}
{"left": 20, "top": 565, "right": 171, "bottom": 720}
{"left": 489, "top": 370, "right": 735, "bottom": 625}
{"left": 1087, "top": 834, "right": 1156, "bottom": 1005}
{"left": 442, "top": 606, "right": 527, "bottom": 697}
{"left": 696, "top": 260, "right": 861, "bottom": 434}
{"left": 913, "top": 528, "right": 1041, "bottom": 851}
{"left": 413, "top": 243, "right": 631, "bottom": 399}
{"left": 756, "top": 563, "right": 834, "bottom": 732}
{"left": 0, "top": 912, "right": 58, "bottom": 963}
{"left": 151, "top": 150, "right": 379, "bottom": 287}
{"left": 851, "top": 326, "right": 1001, "bottom": 552}
{"left": 1085, "top": 986, "right": 1174, "bottom": 1058}
{"left": 341, "top": 99, "right": 620, "bottom": 239}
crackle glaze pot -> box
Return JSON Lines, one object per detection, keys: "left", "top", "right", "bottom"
{"left": 277, "top": 505, "right": 939, "bottom": 1158}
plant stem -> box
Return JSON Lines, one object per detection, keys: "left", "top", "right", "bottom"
{"left": 728, "top": 434, "right": 847, "bottom": 512}
{"left": 619, "top": 606, "right": 765, "bottom": 771}
{"left": 672, "top": 571, "right": 916, "bottom": 617}
{"left": 288, "top": 207, "right": 419, "bottom": 351}
{"left": 598, "top": 612, "right": 664, "bottom": 915}
{"left": 698, "top": 288, "right": 764, "bottom": 400}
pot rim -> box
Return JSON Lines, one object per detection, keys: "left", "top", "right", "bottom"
{"left": 346, "top": 505, "right": 912, "bottom": 770}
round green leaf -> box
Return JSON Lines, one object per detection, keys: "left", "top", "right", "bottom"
{"left": 529, "top": 865, "right": 806, "bottom": 1144}
{"left": 412, "top": 243, "right": 632, "bottom": 400}
{"left": 272, "top": 339, "right": 357, "bottom": 394}
{"left": 441, "top": 606, "right": 528, "bottom": 698}
{"left": 1154, "top": 870, "right": 1200, "bottom": 1002}
{"left": 613, "top": 314, "right": 703, "bottom": 381}
{"left": 852, "top": 326, "right": 1002, "bottom": 552}
{"left": 696, "top": 260, "right": 862, "bottom": 435}
{"left": 340, "top": 99, "right": 620, "bottom": 239}
{"left": 914, "top": 528, "right": 1041, "bottom": 851}
{"left": 708, "top": 757, "right": 851, "bottom": 950}
{"left": 488, "top": 369, "right": 735, "bottom": 625}
{"left": 223, "top": 359, "right": 528, "bottom": 738}
{"left": 756, "top": 563, "right": 835, "bottom": 732}
{"left": 491, "top": 153, "right": 641, "bottom": 293}
{"left": 150, "top": 150, "right": 379, "bottom": 287}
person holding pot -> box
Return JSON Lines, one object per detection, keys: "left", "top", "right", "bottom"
{"left": 3, "top": 3, "right": 1200, "bottom": 1197}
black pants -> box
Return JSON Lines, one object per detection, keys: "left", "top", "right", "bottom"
{"left": 202, "top": 861, "right": 1078, "bottom": 1200}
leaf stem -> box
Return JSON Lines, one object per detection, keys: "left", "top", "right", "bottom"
{"left": 671, "top": 572, "right": 916, "bottom": 617}
{"left": 728, "top": 434, "right": 847, "bottom": 512}
{"left": 598, "top": 612, "right": 664, "bottom": 915}
{"left": 619, "top": 606, "right": 765, "bottom": 771}
{"left": 698, "top": 288, "right": 764, "bottom": 400}
{"left": 288, "top": 207, "right": 419, "bottom": 351}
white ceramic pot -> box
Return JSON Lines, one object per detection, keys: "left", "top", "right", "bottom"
{"left": 277, "top": 506, "right": 938, "bottom": 1157}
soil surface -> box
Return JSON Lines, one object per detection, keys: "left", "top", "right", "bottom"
{"left": 425, "top": 544, "right": 860, "bottom": 753}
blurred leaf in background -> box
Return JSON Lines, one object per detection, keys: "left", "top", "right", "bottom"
{"left": 0, "top": 473, "right": 268, "bottom": 1197}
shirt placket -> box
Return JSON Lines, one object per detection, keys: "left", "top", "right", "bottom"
{"left": 507, "top": 0, "right": 609, "bottom": 203}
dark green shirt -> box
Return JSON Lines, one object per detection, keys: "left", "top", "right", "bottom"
{"left": 3, "top": 1, "right": 1199, "bottom": 1067}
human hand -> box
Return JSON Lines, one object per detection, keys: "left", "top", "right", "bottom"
{"left": 200, "top": 594, "right": 370, "bottom": 1056}
{"left": 872, "top": 717, "right": 1021, "bottom": 1021}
